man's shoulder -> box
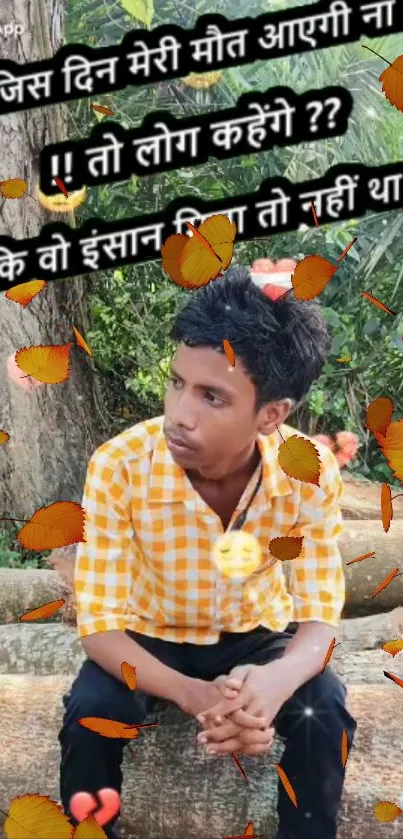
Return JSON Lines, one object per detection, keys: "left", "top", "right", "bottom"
{"left": 275, "top": 422, "right": 341, "bottom": 479}
{"left": 90, "top": 415, "right": 164, "bottom": 468}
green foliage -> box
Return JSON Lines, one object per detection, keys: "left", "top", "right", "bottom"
{"left": 0, "top": 524, "right": 49, "bottom": 569}
{"left": 65, "top": 0, "right": 403, "bottom": 485}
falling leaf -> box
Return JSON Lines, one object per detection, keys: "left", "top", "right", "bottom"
{"left": 54, "top": 177, "right": 68, "bottom": 199}
{"left": 0, "top": 178, "right": 28, "bottom": 199}
{"left": 91, "top": 104, "right": 115, "bottom": 116}
{"left": 73, "top": 816, "right": 108, "bottom": 839}
{"left": 186, "top": 222, "right": 223, "bottom": 263}
{"left": 345, "top": 551, "right": 375, "bottom": 566}
{"left": 311, "top": 201, "right": 319, "bottom": 226}
{"left": 161, "top": 234, "right": 190, "bottom": 287}
{"left": 15, "top": 343, "right": 73, "bottom": 384}
{"left": 231, "top": 752, "right": 248, "bottom": 783}
{"left": 379, "top": 420, "right": 403, "bottom": 482}
{"left": 269, "top": 536, "right": 303, "bottom": 562}
{"left": 341, "top": 729, "right": 349, "bottom": 767}
{"left": 278, "top": 434, "right": 321, "bottom": 486}
{"left": 384, "top": 670, "right": 403, "bottom": 688}
{"left": 78, "top": 716, "right": 157, "bottom": 739}
{"left": 379, "top": 54, "right": 403, "bottom": 113}
{"left": 0, "top": 430, "right": 10, "bottom": 445}
{"left": 321, "top": 638, "right": 338, "bottom": 672}
{"left": 161, "top": 215, "right": 236, "bottom": 289}
{"left": 373, "top": 800, "right": 403, "bottom": 823}
{"left": 365, "top": 396, "right": 394, "bottom": 438}
{"left": 182, "top": 71, "right": 223, "bottom": 89}
{"left": 336, "top": 357, "right": 352, "bottom": 362}
{"left": 19, "top": 598, "right": 65, "bottom": 622}
{"left": 5, "top": 280, "right": 47, "bottom": 307}
{"left": 337, "top": 238, "right": 357, "bottom": 262}
{"left": 121, "top": 661, "right": 137, "bottom": 690}
{"left": 290, "top": 255, "right": 338, "bottom": 300}
{"left": 222, "top": 822, "right": 266, "bottom": 839}
{"left": 371, "top": 567, "right": 400, "bottom": 598}
{"left": 360, "top": 290, "right": 395, "bottom": 315}
{"left": 381, "top": 483, "right": 393, "bottom": 532}
{"left": 223, "top": 339, "right": 235, "bottom": 367}
{"left": 273, "top": 764, "right": 298, "bottom": 807}
{"left": 72, "top": 326, "right": 92, "bottom": 357}
{"left": 119, "top": 0, "right": 154, "bottom": 29}
{"left": 4, "top": 793, "right": 73, "bottom": 839}
{"left": 37, "top": 185, "right": 87, "bottom": 212}
{"left": 16, "top": 501, "right": 85, "bottom": 550}
{"left": 382, "top": 639, "right": 403, "bottom": 657}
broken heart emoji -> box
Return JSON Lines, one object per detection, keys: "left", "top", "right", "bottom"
{"left": 70, "top": 788, "right": 121, "bottom": 826}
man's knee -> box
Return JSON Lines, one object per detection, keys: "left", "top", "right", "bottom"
{"left": 59, "top": 660, "right": 141, "bottom": 739}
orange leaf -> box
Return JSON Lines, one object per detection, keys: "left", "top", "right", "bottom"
{"left": 223, "top": 339, "right": 235, "bottom": 367}
{"left": 17, "top": 501, "right": 85, "bottom": 550}
{"left": 38, "top": 185, "right": 87, "bottom": 212}
{"left": 73, "top": 816, "right": 108, "bottom": 839}
{"left": 381, "top": 483, "right": 393, "bottom": 532}
{"left": 161, "top": 233, "right": 190, "bottom": 287}
{"left": 291, "top": 255, "right": 338, "bottom": 300}
{"left": 321, "top": 637, "right": 338, "bottom": 672}
{"left": 345, "top": 550, "right": 375, "bottom": 566}
{"left": 180, "top": 215, "right": 236, "bottom": 288}
{"left": 360, "top": 290, "right": 395, "bottom": 315}
{"left": 371, "top": 567, "right": 400, "bottom": 598}
{"left": 379, "top": 420, "right": 403, "bottom": 482}
{"left": 337, "top": 238, "right": 357, "bottom": 262}
{"left": 273, "top": 764, "right": 298, "bottom": 808}
{"left": 379, "top": 54, "right": 403, "bottom": 112}
{"left": 4, "top": 793, "right": 73, "bottom": 839}
{"left": 341, "top": 728, "right": 349, "bottom": 767}
{"left": 5, "top": 280, "right": 47, "bottom": 307}
{"left": 121, "top": 661, "right": 137, "bottom": 690}
{"left": 336, "top": 357, "right": 352, "bottom": 362}
{"left": 91, "top": 104, "right": 115, "bottom": 116}
{"left": 365, "top": 396, "right": 394, "bottom": 437}
{"left": 278, "top": 434, "right": 321, "bottom": 485}
{"left": 54, "top": 177, "right": 68, "bottom": 199}
{"left": 15, "top": 343, "right": 73, "bottom": 384}
{"left": 222, "top": 823, "right": 266, "bottom": 839}
{"left": 231, "top": 752, "right": 248, "bottom": 783}
{"left": 78, "top": 717, "right": 141, "bottom": 739}
{"left": 186, "top": 222, "right": 223, "bottom": 263}
{"left": 0, "top": 178, "right": 28, "bottom": 199}
{"left": 19, "top": 597, "right": 65, "bottom": 622}
{"left": 373, "top": 801, "right": 403, "bottom": 823}
{"left": 384, "top": 670, "right": 403, "bottom": 688}
{"left": 382, "top": 639, "right": 403, "bottom": 657}
{"left": 0, "top": 430, "right": 10, "bottom": 446}
{"left": 269, "top": 536, "right": 303, "bottom": 562}
{"left": 72, "top": 325, "right": 92, "bottom": 356}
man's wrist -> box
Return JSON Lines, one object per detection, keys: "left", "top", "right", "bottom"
{"left": 165, "top": 671, "right": 196, "bottom": 708}
{"left": 259, "top": 657, "right": 299, "bottom": 694}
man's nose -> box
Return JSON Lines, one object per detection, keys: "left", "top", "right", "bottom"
{"left": 170, "top": 391, "right": 197, "bottom": 429}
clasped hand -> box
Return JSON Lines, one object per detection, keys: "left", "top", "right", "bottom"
{"left": 196, "top": 661, "right": 292, "bottom": 756}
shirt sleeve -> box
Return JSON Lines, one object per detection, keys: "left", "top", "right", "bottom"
{"left": 74, "top": 446, "right": 138, "bottom": 638}
{"left": 286, "top": 447, "right": 346, "bottom": 628}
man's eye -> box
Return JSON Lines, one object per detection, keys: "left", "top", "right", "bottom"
{"left": 169, "top": 376, "right": 181, "bottom": 388}
{"left": 205, "top": 392, "right": 222, "bottom": 405}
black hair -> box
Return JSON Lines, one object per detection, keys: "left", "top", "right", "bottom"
{"left": 170, "top": 264, "right": 332, "bottom": 410}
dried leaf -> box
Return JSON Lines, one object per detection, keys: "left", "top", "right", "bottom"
{"left": 341, "top": 728, "right": 349, "bottom": 767}
{"left": 182, "top": 71, "right": 223, "bottom": 89}
{"left": 278, "top": 434, "right": 321, "bottom": 486}
{"left": 231, "top": 752, "right": 248, "bottom": 783}
{"left": 321, "top": 637, "right": 338, "bottom": 672}
{"left": 0, "top": 178, "right": 28, "bottom": 199}
{"left": 4, "top": 793, "right": 73, "bottom": 839}
{"left": 19, "top": 598, "right": 65, "bottom": 622}
{"left": 345, "top": 551, "right": 375, "bottom": 566}
{"left": 291, "top": 255, "right": 338, "bottom": 300}
{"left": 15, "top": 343, "right": 73, "bottom": 384}
{"left": 365, "top": 396, "right": 394, "bottom": 437}
{"left": 17, "top": 501, "right": 85, "bottom": 551}
{"left": 373, "top": 800, "right": 403, "bottom": 823}
{"left": 337, "top": 238, "right": 357, "bottom": 262}
{"left": 371, "top": 567, "right": 400, "bottom": 598}
{"left": 382, "top": 639, "right": 403, "bottom": 657}
{"left": 121, "top": 661, "right": 137, "bottom": 690}
{"left": 269, "top": 536, "right": 303, "bottom": 562}
{"left": 79, "top": 717, "right": 140, "bottom": 739}
{"left": 336, "top": 357, "right": 352, "bottom": 363}
{"left": 54, "top": 177, "right": 68, "bottom": 199}
{"left": 360, "top": 290, "right": 395, "bottom": 315}
{"left": 379, "top": 420, "right": 403, "bottom": 482}
{"left": 37, "top": 186, "right": 87, "bottom": 212}
{"left": 186, "top": 222, "right": 223, "bottom": 263}
{"left": 273, "top": 764, "right": 298, "bottom": 808}
{"left": 381, "top": 483, "right": 393, "bottom": 532}
{"left": 384, "top": 670, "right": 403, "bottom": 688}
{"left": 5, "top": 280, "right": 47, "bottom": 307}
{"left": 91, "top": 104, "right": 115, "bottom": 116}
{"left": 380, "top": 54, "right": 403, "bottom": 112}
{"left": 72, "top": 326, "right": 92, "bottom": 357}
{"left": 180, "top": 215, "right": 236, "bottom": 289}
{"left": 161, "top": 233, "right": 190, "bottom": 287}
{"left": 222, "top": 822, "right": 266, "bottom": 839}
{"left": 73, "top": 818, "right": 108, "bottom": 839}
{"left": 0, "top": 430, "right": 10, "bottom": 445}
{"left": 223, "top": 339, "right": 235, "bottom": 367}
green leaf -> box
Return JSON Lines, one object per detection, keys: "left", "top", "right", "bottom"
{"left": 119, "top": 0, "right": 154, "bottom": 28}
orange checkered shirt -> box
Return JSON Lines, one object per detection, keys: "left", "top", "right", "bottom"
{"left": 75, "top": 416, "right": 345, "bottom": 643}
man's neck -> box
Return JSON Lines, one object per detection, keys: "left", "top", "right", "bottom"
{"left": 187, "top": 442, "right": 261, "bottom": 486}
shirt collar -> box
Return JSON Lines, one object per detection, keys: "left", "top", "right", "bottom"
{"left": 147, "top": 424, "right": 294, "bottom": 507}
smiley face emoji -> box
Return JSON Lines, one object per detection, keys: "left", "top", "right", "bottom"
{"left": 212, "top": 531, "right": 262, "bottom": 578}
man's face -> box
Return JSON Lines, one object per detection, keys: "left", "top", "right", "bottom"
{"left": 163, "top": 343, "right": 289, "bottom": 477}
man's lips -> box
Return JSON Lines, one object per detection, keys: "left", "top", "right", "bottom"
{"left": 165, "top": 431, "right": 196, "bottom": 450}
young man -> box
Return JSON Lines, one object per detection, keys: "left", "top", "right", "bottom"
{"left": 59, "top": 265, "right": 357, "bottom": 839}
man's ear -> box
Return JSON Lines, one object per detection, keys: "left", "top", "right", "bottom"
{"left": 257, "top": 398, "right": 293, "bottom": 436}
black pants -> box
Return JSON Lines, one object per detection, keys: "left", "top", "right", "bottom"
{"left": 59, "top": 624, "right": 357, "bottom": 839}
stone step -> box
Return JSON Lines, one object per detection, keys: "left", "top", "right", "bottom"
{"left": 0, "top": 675, "right": 402, "bottom": 839}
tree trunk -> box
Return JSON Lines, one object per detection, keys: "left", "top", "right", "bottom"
{"left": 0, "top": 0, "right": 107, "bottom": 519}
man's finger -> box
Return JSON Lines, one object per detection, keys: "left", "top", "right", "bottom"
{"left": 197, "top": 689, "right": 251, "bottom": 723}
{"left": 230, "top": 708, "right": 273, "bottom": 729}
{"left": 204, "top": 736, "right": 243, "bottom": 754}
{"left": 198, "top": 721, "right": 241, "bottom": 744}
{"left": 236, "top": 741, "right": 273, "bottom": 756}
{"left": 238, "top": 726, "right": 275, "bottom": 747}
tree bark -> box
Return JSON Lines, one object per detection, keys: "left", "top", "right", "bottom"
{"left": 0, "top": 0, "right": 107, "bottom": 520}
